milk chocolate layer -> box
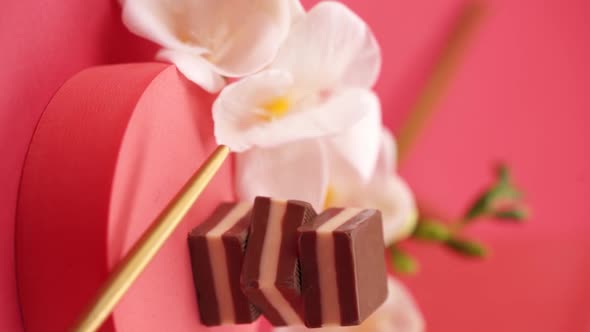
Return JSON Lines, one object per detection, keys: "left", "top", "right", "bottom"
{"left": 299, "top": 208, "right": 387, "bottom": 327}
{"left": 188, "top": 202, "right": 260, "bottom": 326}
{"left": 241, "top": 197, "right": 317, "bottom": 326}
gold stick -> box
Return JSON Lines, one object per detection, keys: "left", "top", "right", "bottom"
{"left": 397, "top": 2, "right": 486, "bottom": 162}
{"left": 73, "top": 145, "right": 231, "bottom": 332}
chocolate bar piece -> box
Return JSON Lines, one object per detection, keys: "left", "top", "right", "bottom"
{"left": 241, "top": 197, "right": 317, "bottom": 326}
{"left": 298, "top": 208, "right": 387, "bottom": 327}
{"left": 188, "top": 202, "right": 260, "bottom": 326}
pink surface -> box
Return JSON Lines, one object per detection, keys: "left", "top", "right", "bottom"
{"left": 1, "top": 0, "right": 589, "bottom": 331}
{"left": 397, "top": 0, "right": 590, "bottom": 330}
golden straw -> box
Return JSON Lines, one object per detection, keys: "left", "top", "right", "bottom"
{"left": 73, "top": 145, "right": 230, "bottom": 332}
{"left": 397, "top": 2, "right": 486, "bottom": 162}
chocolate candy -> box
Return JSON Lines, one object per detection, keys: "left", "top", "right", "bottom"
{"left": 298, "top": 208, "right": 388, "bottom": 327}
{"left": 241, "top": 197, "right": 317, "bottom": 326}
{"left": 188, "top": 202, "right": 260, "bottom": 326}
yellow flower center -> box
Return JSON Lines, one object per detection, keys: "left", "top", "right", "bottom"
{"left": 259, "top": 96, "right": 290, "bottom": 121}
{"left": 323, "top": 185, "right": 337, "bottom": 209}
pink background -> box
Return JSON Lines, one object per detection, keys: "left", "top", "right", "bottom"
{"left": 1, "top": 0, "right": 589, "bottom": 331}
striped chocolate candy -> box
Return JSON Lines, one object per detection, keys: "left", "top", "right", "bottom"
{"left": 241, "top": 197, "right": 317, "bottom": 326}
{"left": 188, "top": 202, "right": 260, "bottom": 326}
{"left": 298, "top": 208, "right": 388, "bottom": 327}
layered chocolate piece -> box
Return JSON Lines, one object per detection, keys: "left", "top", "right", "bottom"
{"left": 188, "top": 202, "right": 260, "bottom": 326}
{"left": 241, "top": 197, "right": 317, "bottom": 326}
{"left": 298, "top": 208, "right": 388, "bottom": 327}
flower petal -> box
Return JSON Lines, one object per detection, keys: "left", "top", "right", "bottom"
{"left": 271, "top": 1, "right": 381, "bottom": 91}
{"left": 324, "top": 97, "right": 382, "bottom": 182}
{"left": 329, "top": 173, "right": 416, "bottom": 245}
{"left": 122, "top": 0, "right": 207, "bottom": 54}
{"left": 157, "top": 49, "right": 226, "bottom": 93}
{"left": 123, "top": 0, "right": 297, "bottom": 77}
{"left": 289, "top": 0, "right": 306, "bottom": 21}
{"left": 368, "top": 277, "right": 425, "bottom": 332}
{"left": 259, "top": 88, "right": 379, "bottom": 148}
{"left": 195, "top": 0, "right": 295, "bottom": 77}
{"left": 235, "top": 140, "right": 328, "bottom": 211}
{"left": 213, "top": 69, "right": 294, "bottom": 152}
{"left": 375, "top": 127, "right": 398, "bottom": 176}
{"left": 272, "top": 277, "right": 424, "bottom": 332}
{"left": 214, "top": 70, "right": 377, "bottom": 152}
{"left": 368, "top": 175, "right": 418, "bottom": 244}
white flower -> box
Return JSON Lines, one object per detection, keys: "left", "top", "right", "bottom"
{"left": 237, "top": 127, "right": 417, "bottom": 245}
{"left": 213, "top": 1, "right": 381, "bottom": 152}
{"left": 326, "top": 128, "right": 418, "bottom": 244}
{"left": 273, "top": 277, "right": 424, "bottom": 332}
{"left": 121, "top": 0, "right": 303, "bottom": 92}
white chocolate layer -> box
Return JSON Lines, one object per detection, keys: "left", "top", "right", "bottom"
{"left": 206, "top": 203, "right": 251, "bottom": 323}
{"left": 316, "top": 208, "right": 362, "bottom": 326}
{"left": 259, "top": 200, "right": 303, "bottom": 325}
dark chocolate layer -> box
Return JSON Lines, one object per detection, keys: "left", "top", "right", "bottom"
{"left": 299, "top": 208, "right": 387, "bottom": 327}
{"left": 188, "top": 203, "right": 235, "bottom": 326}
{"left": 188, "top": 202, "right": 260, "bottom": 326}
{"left": 298, "top": 207, "right": 348, "bottom": 326}
{"left": 336, "top": 210, "right": 387, "bottom": 325}
{"left": 241, "top": 197, "right": 316, "bottom": 326}
{"left": 276, "top": 200, "right": 317, "bottom": 312}
{"left": 298, "top": 227, "right": 321, "bottom": 327}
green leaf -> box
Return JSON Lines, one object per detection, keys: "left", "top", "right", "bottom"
{"left": 495, "top": 184, "right": 522, "bottom": 200}
{"left": 389, "top": 246, "right": 419, "bottom": 275}
{"left": 465, "top": 190, "right": 494, "bottom": 220}
{"left": 464, "top": 165, "right": 523, "bottom": 221}
{"left": 497, "top": 164, "right": 510, "bottom": 185}
{"left": 412, "top": 219, "right": 452, "bottom": 242}
{"left": 495, "top": 165, "right": 524, "bottom": 199}
{"left": 493, "top": 208, "right": 528, "bottom": 221}
{"left": 445, "top": 237, "right": 488, "bottom": 257}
